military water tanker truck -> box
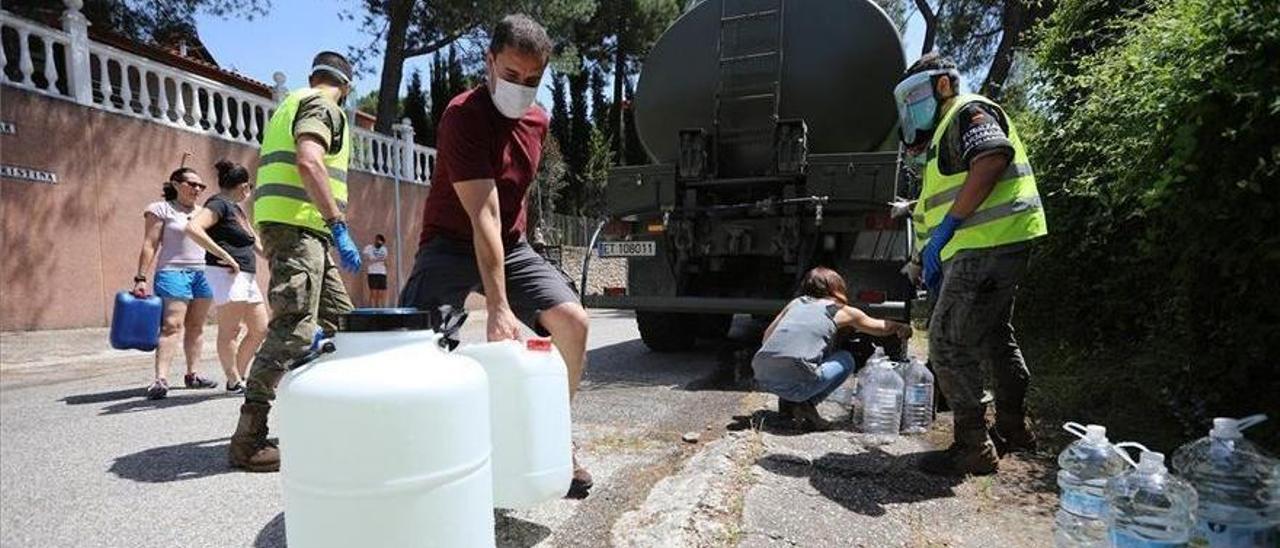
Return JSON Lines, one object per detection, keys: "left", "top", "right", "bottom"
{"left": 581, "top": 0, "right": 916, "bottom": 352}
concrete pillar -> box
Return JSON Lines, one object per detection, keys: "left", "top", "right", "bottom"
{"left": 60, "top": 0, "right": 93, "bottom": 105}
{"left": 393, "top": 117, "right": 415, "bottom": 180}
{"left": 271, "top": 72, "right": 288, "bottom": 104}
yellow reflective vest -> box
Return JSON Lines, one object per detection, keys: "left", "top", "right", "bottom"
{"left": 912, "top": 94, "right": 1047, "bottom": 261}
{"left": 253, "top": 88, "right": 351, "bottom": 235}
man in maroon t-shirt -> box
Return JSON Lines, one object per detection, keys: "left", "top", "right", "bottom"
{"left": 400, "top": 14, "right": 594, "bottom": 498}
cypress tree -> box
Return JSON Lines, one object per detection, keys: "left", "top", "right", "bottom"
{"left": 566, "top": 68, "right": 592, "bottom": 213}
{"left": 589, "top": 67, "right": 610, "bottom": 139}
{"left": 549, "top": 72, "right": 570, "bottom": 155}
{"left": 402, "top": 68, "right": 431, "bottom": 146}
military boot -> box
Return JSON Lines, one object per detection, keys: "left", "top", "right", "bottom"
{"left": 919, "top": 427, "right": 999, "bottom": 476}
{"left": 228, "top": 402, "right": 280, "bottom": 472}
{"left": 990, "top": 413, "right": 1038, "bottom": 457}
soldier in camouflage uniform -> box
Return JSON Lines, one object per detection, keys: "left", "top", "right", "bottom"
{"left": 895, "top": 54, "right": 1048, "bottom": 476}
{"left": 228, "top": 52, "right": 361, "bottom": 473}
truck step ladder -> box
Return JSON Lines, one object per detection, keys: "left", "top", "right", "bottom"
{"left": 713, "top": 0, "right": 786, "bottom": 146}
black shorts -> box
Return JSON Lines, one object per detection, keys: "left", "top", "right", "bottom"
{"left": 367, "top": 273, "right": 387, "bottom": 290}
{"left": 399, "top": 237, "right": 580, "bottom": 334}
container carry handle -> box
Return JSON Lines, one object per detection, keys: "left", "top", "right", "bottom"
{"left": 1063, "top": 422, "right": 1089, "bottom": 439}
{"left": 432, "top": 305, "right": 468, "bottom": 351}
{"left": 1112, "top": 441, "right": 1152, "bottom": 469}
{"left": 1237, "top": 414, "right": 1268, "bottom": 431}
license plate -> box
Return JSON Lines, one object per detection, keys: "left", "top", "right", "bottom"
{"left": 598, "top": 241, "right": 656, "bottom": 257}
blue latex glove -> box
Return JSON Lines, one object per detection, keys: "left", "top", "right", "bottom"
{"left": 309, "top": 326, "right": 325, "bottom": 351}
{"left": 330, "top": 221, "right": 362, "bottom": 273}
{"left": 922, "top": 214, "right": 963, "bottom": 294}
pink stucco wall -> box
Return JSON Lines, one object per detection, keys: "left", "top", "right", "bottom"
{"left": 0, "top": 88, "right": 431, "bottom": 331}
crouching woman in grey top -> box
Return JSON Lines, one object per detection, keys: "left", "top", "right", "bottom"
{"left": 753, "top": 267, "right": 913, "bottom": 431}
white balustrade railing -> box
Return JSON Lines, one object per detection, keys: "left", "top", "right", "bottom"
{"left": 1, "top": 3, "right": 433, "bottom": 185}
{"left": 350, "top": 126, "right": 434, "bottom": 186}
{"left": 0, "top": 11, "right": 73, "bottom": 99}
{"left": 86, "top": 40, "right": 277, "bottom": 144}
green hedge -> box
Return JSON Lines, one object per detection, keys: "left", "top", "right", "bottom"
{"left": 1014, "top": 0, "right": 1280, "bottom": 450}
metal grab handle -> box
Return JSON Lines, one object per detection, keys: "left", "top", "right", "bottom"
{"left": 287, "top": 340, "right": 336, "bottom": 370}
{"left": 433, "top": 305, "right": 468, "bottom": 351}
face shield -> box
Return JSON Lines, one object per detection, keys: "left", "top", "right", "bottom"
{"left": 311, "top": 63, "right": 354, "bottom": 107}
{"left": 893, "top": 68, "right": 960, "bottom": 148}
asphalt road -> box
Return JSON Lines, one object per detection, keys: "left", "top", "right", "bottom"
{"left": 0, "top": 310, "right": 750, "bottom": 548}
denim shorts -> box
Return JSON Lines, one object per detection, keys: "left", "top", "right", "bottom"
{"left": 154, "top": 268, "right": 213, "bottom": 301}
{"left": 755, "top": 350, "right": 857, "bottom": 404}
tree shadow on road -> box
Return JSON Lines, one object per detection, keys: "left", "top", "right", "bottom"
{"left": 109, "top": 437, "right": 234, "bottom": 483}
{"left": 250, "top": 509, "right": 553, "bottom": 547}
{"left": 755, "top": 449, "right": 964, "bottom": 516}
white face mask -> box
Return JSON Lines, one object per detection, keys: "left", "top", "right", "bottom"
{"left": 490, "top": 76, "right": 538, "bottom": 119}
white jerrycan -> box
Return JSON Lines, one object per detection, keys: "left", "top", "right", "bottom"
{"left": 456, "top": 337, "right": 573, "bottom": 509}
{"left": 278, "top": 309, "right": 495, "bottom": 548}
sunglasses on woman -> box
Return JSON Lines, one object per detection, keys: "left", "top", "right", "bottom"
{"left": 183, "top": 180, "right": 208, "bottom": 191}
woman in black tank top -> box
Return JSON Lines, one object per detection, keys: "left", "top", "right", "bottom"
{"left": 185, "top": 160, "right": 268, "bottom": 393}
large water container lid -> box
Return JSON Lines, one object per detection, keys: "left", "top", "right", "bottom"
{"left": 338, "top": 308, "right": 434, "bottom": 332}
{"left": 1085, "top": 424, "right": 1107, "bottom": 442}
{"left": 1137, "top": 451, "right": 1166, "bottom": 472}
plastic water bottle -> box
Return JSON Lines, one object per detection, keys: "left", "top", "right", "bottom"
{"left": 829, "top": 385, "right": 856, "bottom": 409}
{"left": 852, "top": 346, "right": 889, "bottom": 425}
{"left": 1105, "top": 448, "right": 1198, "bottom": 547}
{"left": 1055, "top": 423, "right": 1131, "bottom": 547}
{"left": 858, "top": 355, "right": 904, "bottom": 445}
{"left": 1171, "top": 415, "right": 1279, "bottom": 547}
{"left": 899, "top": 356, "right": 934, "bottom": 434}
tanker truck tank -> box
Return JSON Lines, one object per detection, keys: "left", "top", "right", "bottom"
{"left": 586, "top": 0, "right": 917, "bottom": 354}
{"left": 635, "top": 0, "right": 906, "bottom": 176}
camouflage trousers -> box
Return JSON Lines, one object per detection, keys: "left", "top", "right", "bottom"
{"left": 244, "top": 223, "right": 353, "bottom": 405}
{"left": 929, "top": 243, "right": 1031, "bottom": 435}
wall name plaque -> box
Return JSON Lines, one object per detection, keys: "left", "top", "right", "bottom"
{"left": 0, "top": 165, "right": 57, "bottom": 184}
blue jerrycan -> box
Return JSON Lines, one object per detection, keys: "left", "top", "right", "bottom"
{"left": 110, "top": 291, "right": 162, "bottom": 351}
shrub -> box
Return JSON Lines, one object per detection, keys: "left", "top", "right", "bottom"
{"left": 1016, "top": 0, "right": 1280, "bottom": 450}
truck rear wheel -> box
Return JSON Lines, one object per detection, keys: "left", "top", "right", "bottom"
{"left": 696, "top": 314, "right": 734, "bottom": 340}
{"left": 636, "top": 311, "right": 697, "bottom": 352}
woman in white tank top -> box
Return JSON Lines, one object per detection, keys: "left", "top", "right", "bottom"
{"left": 131, "top": 167, "right": 219, "bottom": 400}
